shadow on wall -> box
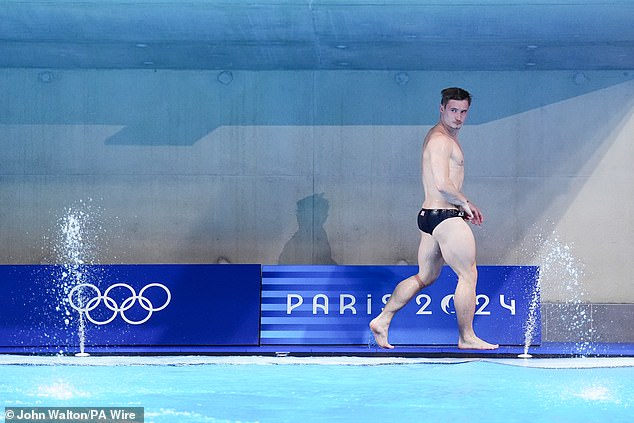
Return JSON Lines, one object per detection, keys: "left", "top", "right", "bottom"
{"left": 279, "top": 193, "right": 337, "bottom": 265}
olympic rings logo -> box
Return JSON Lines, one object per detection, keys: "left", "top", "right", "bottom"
{"left": 68, "top": 283, "right": 171, "bottom": 325}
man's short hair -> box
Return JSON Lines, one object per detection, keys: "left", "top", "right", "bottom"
{"left": 441, "top": 87, "right": 472, "bottom": 106}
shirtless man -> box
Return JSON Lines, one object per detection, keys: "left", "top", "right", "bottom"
{"left": 370, "top": 87, "right": 498, "bottom": 350}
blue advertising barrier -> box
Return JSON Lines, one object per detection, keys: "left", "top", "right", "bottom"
{"left": 0, "top": 264, "right": 539, "bottom": 352}
{"left": 0, "top": 264, "right": 261, "bottom": 351}
{"left": 261, "top": 265, "right": 540, "bottom": 346}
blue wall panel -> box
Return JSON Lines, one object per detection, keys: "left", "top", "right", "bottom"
{"left": 0, "top": 264, "right": 539, "bottom": 352}
{"left": 0, "top": 264, "right": 262, "bottom": 351}
{"left": 261, "top": 265, "right": 540, "bottom": 346}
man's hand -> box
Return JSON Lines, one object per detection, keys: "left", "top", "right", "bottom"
{"left": 463, "top": 201, "right": 484, "bottom": 225}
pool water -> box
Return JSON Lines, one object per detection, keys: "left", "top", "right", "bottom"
{"left": 1, "top": 357, "right": 633, "bottom": 423}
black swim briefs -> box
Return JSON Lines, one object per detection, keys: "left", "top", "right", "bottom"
{"left": 417, "top": 208, "right": 465, "bottom": 235}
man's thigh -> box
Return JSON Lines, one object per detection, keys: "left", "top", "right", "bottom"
{"left": 432, "top": 218, "right": 476, "bottom": 275}
{"left": 417, "top": 232, "right": 444, "bottom": 279}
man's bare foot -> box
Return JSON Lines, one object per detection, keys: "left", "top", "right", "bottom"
{"left": 369, "top": 317, "right": 394, "bottom": 349}
{"left": 458, "top": 336, "right": 499, "bottom": 350}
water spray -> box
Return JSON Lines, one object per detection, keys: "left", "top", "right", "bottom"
{"left": 55, "top": 199, "right": 102, "bottom": 357}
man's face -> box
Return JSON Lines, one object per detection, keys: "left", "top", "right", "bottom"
{"left": 440, "top": 99, "right": 470, "bottom": 130}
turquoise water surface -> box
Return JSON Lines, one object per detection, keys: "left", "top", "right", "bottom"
{"left": 1, "top": 357, "right": 633, "bottom": 423}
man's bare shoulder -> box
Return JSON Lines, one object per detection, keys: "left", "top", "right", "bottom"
{"left": 424, "top": 128, "right": 454, "bottom": 151}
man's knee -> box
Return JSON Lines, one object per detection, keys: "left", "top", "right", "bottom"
{"left": 457, "top": 265, "right": 478, "bottom": 286}
{"left": 414, "top": 269, "right": 440, "bottom": 288}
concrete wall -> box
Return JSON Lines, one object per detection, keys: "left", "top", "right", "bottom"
{"left": 1, "top": 69, "right": 633, "bottom": 305}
